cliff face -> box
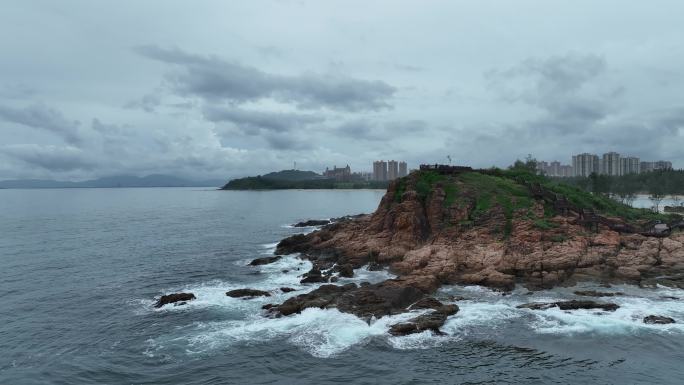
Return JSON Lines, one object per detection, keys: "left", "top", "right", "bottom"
{"left": 277, "top": 170, "right": 684, "bottom": 291}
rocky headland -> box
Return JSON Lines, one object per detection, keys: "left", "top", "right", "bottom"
{"left": 160, "top": 169, "right": 684, "bottom": 334}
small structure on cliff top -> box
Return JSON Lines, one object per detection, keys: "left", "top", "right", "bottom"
{"left": 419, "top": 164, "right": 473, "bottom": 174}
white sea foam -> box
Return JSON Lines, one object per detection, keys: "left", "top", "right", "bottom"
{"left": 151, "top": 248, "right": 684, "bottom": 359}
{"left": 149, "top": 308, "right": 425, "bottom": 358}
{"left": 527, "top": 294, "right": 684, "bottom": 335}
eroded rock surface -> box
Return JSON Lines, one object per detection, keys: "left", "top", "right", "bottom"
{"left": 155, "top": 292, "right": 196, "bottom": 308}
{"left": 644, "top": 315, "right": 676, "bottom": 324}
{"left": 267, "top": 170, "right": 684, "bottom": 327}
{"left": 226, "top": 289, "right": 271, "bottom": 298}
{"left": 517, "top": 300, "right": 619, "bottom": 312}
{"left": 274, "top": 172, "right": 684, "bottom": 293}
{"left": 249, "top": 256, "right": 282, "bottom": 266}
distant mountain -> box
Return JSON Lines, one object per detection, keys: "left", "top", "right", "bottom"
{"left": 0, "top": 174, "right": 225, "bottom": 189}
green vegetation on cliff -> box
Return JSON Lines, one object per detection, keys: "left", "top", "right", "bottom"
{"left": 395, "top": 168, "right": 677, "bottom": 226}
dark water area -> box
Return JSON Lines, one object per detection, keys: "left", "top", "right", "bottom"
{"left": 1, "top": 188, "right": 683, "bottom": 384}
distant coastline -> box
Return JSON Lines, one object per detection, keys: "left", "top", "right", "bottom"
{"left": 221, "top": 169, "right": 390, "bottom": 190}
{"left": 0, "top": 175, "right": 224, "bottom": 189}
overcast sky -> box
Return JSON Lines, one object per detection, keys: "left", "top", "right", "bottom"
{"left": 1, "top": 0, "right": 683, "bottom": 181}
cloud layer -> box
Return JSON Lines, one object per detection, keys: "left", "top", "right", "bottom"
{"left": 1, "top": 1, "right": 683, "bottom": 181}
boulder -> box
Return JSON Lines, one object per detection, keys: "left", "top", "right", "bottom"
{"left": 226, "top": 289, "right": 271, "bottom": 298}
{"left": 154, "top": 292, "right": 196, "bottom": 308}
{"left": 517, "top": 300, "right": 619, "bottom": 312}
{"left": 389, "top": 299, "right": 459, "bottom": 336}
{"left": 643, "top": 315, "right": 675, "bottom": 324}
{"left": 249, "top": 256, "right": 282, "bottom": 266}
{"left": 277, "top": 284, "right": 357, "bottom": 316}
{"left": 293, "top": 219, "right": 331, "bottom": 227}
{"left": 280, "top": 287, "right": 297, "bottom": 293}
{"left": 336, "top": 264, "right": 354, "bottom": 278}
{"left": 300, "top": 268, "right": 329, "bottom": 284}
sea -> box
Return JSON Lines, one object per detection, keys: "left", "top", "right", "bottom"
{"left": 1, "top": 188, "right": 683, "bottom": 385}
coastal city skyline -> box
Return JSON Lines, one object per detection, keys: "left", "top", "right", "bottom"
{"left": 538, "top": 151, "right": 674, "bottom": 178}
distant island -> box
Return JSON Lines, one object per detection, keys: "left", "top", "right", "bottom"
{"left": 221, "top": 169, "right": 390, "bottom": 190}
{"left": 0, "top": 174, "right": 225, "bottom": 189}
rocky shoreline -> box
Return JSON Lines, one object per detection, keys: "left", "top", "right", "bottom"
{"left": 157, "top": 170, "right": 683, "bottom": 334}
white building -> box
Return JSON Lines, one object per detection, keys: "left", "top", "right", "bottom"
{"left": 572, "top": 153, "right": 600, "bottom": 177}
{"left": 602, "top": 152, "right": 621, "bottom": 176}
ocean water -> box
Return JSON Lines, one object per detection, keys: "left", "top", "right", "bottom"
{"left": 1, "top": 188, "right": 683, "bottom": 385}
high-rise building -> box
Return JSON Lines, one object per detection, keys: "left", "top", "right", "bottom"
{"left": 399, "top": 161, "right": 408, "bottom": 177}
{"left": 372, "top": 160, "right": 388, "bottom": 181}
{"left": 572, "top": 153, "right": 600, "bottom": 177}
{"left": 559, "top": 165, "right": 574, "bottom": 177}
{"left": 387, "top": 160, "right": 399, "bottom": 180}
{"left": 640, "top": 161, "right": 672, "bottom": 173}
{"left": 620, "top": 157, "right": 640, "bottom": 175}
{"left": 602, "top": 152, "right": 621, "bottom": 176}
{"left": 654, "top": 161, "right": 673, "bottom": 171}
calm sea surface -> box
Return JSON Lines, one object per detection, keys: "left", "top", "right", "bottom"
{"left": 1, "top": 188, "right": 683, "bottom": 384}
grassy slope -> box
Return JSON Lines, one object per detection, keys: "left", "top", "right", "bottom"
{"left": 395, "top": 169, "right": 675, "bottom": 229}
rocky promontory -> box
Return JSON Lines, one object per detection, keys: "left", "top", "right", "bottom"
{"left": 266, "top": 168, "right": 684, "bottom": 332}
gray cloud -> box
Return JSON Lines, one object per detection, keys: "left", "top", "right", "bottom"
{"left": 203, "top": 106, "right": 324, "bottom": 134}
{"left": 335, "top": 119, "right": 426, "bottom": 141}
{"left": 2, "top": 1, "right": 684, "bottom": 181}
{"left": 1, "top": 144, "right": 93, "bottom": 172}
{"left": 135, "top": 45, "right": 396, "bottom": 111}
{"left": 0, "top": 104, "right": 83, "bottom": 145}
{"left": 124, "top": 94, "right": 161, "bottom": 113}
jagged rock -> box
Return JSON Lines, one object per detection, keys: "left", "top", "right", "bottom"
{"left": 226, "top": 289, "right": 271, "bottom": 298}
{"left": 643, "top": 315, "right": 675, "bottom": 324}
{"left": 275, "top": 233, "right": 310, "bottom": 255}
{"left": 275, "top": 280, "right": 428, "bottom": 320}
{"left": 293, "top": 219, "right": 330, "bottom": 227}
{"left": 277, "top": 284, "right": 357, "bottom": 316}
{"left": 574, "top": 290, "right": 622, "bottom": 297}
{"left": 336, "top": 264, "right": 354, "bottom": 278}
{"left": 300, "top": 268, "right": 328, "bottom": 284}
{"left": 517, "top": 300, "right": 619, "bottom": 312}
{"left": 154, "top": 292, "right": 196, "bottom": 308}
{"left": 389, "top": 298, "right": 459, "bottom": 336}
{"left": 249, "top": 256, "right": 282, "bottom": 266}
{"left": 367, "top": 262, "right": 384, "bottom": 271}
{"left": 280, "top": 287, "right": 297, "bottom": 293}
{"left": 261, "top": 303, "right": 275, "bottom": 310}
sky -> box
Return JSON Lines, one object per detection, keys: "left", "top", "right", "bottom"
{"left": 1, "top": 0, "right": 683, "bottom": 181}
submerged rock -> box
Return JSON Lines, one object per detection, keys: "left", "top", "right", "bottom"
{"left": 573, "top": 290, "right": 622, "bottom": 297}
{"left": 280, "top": 287, "right": 297, "bottom": 293}
{"left": 155, "top": 292, "right": 196, "bottom": 308}
{"left": 249, "top": 256, "right": 282, "bottom": 266}
{"left": 293, "top": 219, "right": 331, "bottom": 227}
{"left": 517, "top": 300, "right": 619, "bottom": 312}
{"left": 226, "top": 289, "right": 271, "bottom": 298}
{"left": 643, "top": 315, "right": 676, "bottom": 324}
